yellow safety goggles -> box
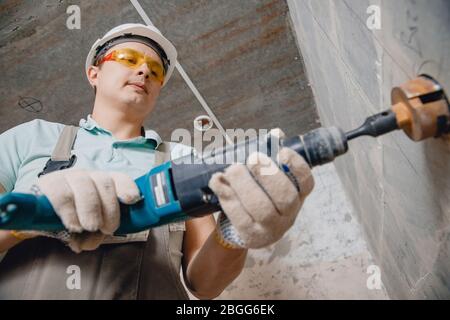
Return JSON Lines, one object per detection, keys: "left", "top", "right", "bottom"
{"left": 95, "top": 48, "right": 165, "bottom": 84}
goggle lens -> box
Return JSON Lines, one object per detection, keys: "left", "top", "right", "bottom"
{"left": 97, "top": 48, "right": 165, "bottom": 84}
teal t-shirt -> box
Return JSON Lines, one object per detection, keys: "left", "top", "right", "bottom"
{"left": 0, "top": 115, "right": 193, "bottom": 193}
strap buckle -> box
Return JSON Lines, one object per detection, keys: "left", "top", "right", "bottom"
{"left": 37, "top": 154, "right": 77, "bottom": 177}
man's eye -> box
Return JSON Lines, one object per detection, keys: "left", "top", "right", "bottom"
{"left": 150, "top": 66, "right": 163, "bottom": 78}
{"left": 118, "top": 54, "right": 136, "bottom": 64}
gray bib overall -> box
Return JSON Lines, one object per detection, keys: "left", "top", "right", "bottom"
{"left": 0, "top": 126, "right": 189, "bottom": 299}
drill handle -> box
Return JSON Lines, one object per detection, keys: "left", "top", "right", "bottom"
{"left": 0, "top": 163, "right": 185, "bottom": 234}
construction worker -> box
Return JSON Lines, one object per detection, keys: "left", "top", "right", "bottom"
{"left": 0, "top": 23, "right": 314, "bottom": 299}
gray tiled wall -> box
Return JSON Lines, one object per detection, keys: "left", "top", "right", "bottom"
{"left": 288, "top": 0, "right": 450, "bottom": 299}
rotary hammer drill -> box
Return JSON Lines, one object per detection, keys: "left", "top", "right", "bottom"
{"left": 0, "top": 76, "right": 448, "bottom": 234}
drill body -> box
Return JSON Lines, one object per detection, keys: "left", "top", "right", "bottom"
{"left": 0, "top": 126, "right": 348, "bottom": 234}
{"left": 1, "top": 75, "right": 448, "bottom": 234}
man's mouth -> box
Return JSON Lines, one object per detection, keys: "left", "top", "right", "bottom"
{"left": 127, "top": 82, "right": 147, "bottom": 94}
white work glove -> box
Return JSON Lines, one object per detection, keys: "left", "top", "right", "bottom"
{"left": 28, "top": 169, "right": 141, "bottom": 253}
{"left": 209, "top": 129, "right": 314, "bottom": 249}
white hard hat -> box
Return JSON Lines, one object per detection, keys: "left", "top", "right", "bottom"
{"left": 85, "top": 23, "right": 177, "bottom": 87}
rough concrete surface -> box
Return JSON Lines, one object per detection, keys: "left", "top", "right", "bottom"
{"left": 288, "top": 0, "right": 450, "bottom": 299}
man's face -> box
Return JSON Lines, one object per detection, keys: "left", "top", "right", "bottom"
{"left": 88, "top": 41, "right": 164, "bottom": 117}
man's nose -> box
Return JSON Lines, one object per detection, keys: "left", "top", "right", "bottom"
{"left": 136, "top": 63, "right": 151, "bottom": 79}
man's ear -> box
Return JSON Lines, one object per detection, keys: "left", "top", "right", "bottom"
{"left": 87, "top": 65, "right": 100, "bottom": 88}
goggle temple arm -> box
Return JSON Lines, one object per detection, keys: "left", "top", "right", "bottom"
{"left": 95, "top": 52, "right": 114, "bottom": 66}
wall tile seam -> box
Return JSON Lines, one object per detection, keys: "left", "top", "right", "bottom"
{"left": 289, "top": 0, "right": 450, "bottom": 299}
{"left": 341, "top": 0, "right": 414, "bottom": 79}
{"left": 307, "top": 0, "right": 419, "bottom": 117}
{"left": 287, "top": 1, "right": 354, "bottom": 128}
{"left": 301, "top": 2, "right": 380, "bottom": 116}
{"left": 293, "top": 1, "right": 389, "bottom": 273}
{"left": 300, "top": 5, "right": 443, "bottom": 275}
{"left": 288, "top": 0, "right": 384, "bottom": 254}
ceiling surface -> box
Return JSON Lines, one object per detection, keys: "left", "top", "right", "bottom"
{"left": 0, "top": 0, "right": 319, "bottom": 142}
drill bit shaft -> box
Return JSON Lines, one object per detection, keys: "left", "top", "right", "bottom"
{"left": 345, "top": 110, "right": 399, "bottom": 141}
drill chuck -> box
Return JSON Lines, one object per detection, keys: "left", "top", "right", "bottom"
{"left": 282, "top": 127, "right": 349, "bottom": 167}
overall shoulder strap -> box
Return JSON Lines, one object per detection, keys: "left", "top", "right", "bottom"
{"left": 38, "top": 125, "right": 79, "bottom": 177}
{"left": 154, "top": 141, "right": 172, "bottom": 165}
{"left": 51, "top": 125, "right": 79, "bottom": 161}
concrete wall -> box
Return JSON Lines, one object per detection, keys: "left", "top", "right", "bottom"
{"left": 287, "top": 0, "right": 450, "bottom": 299}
